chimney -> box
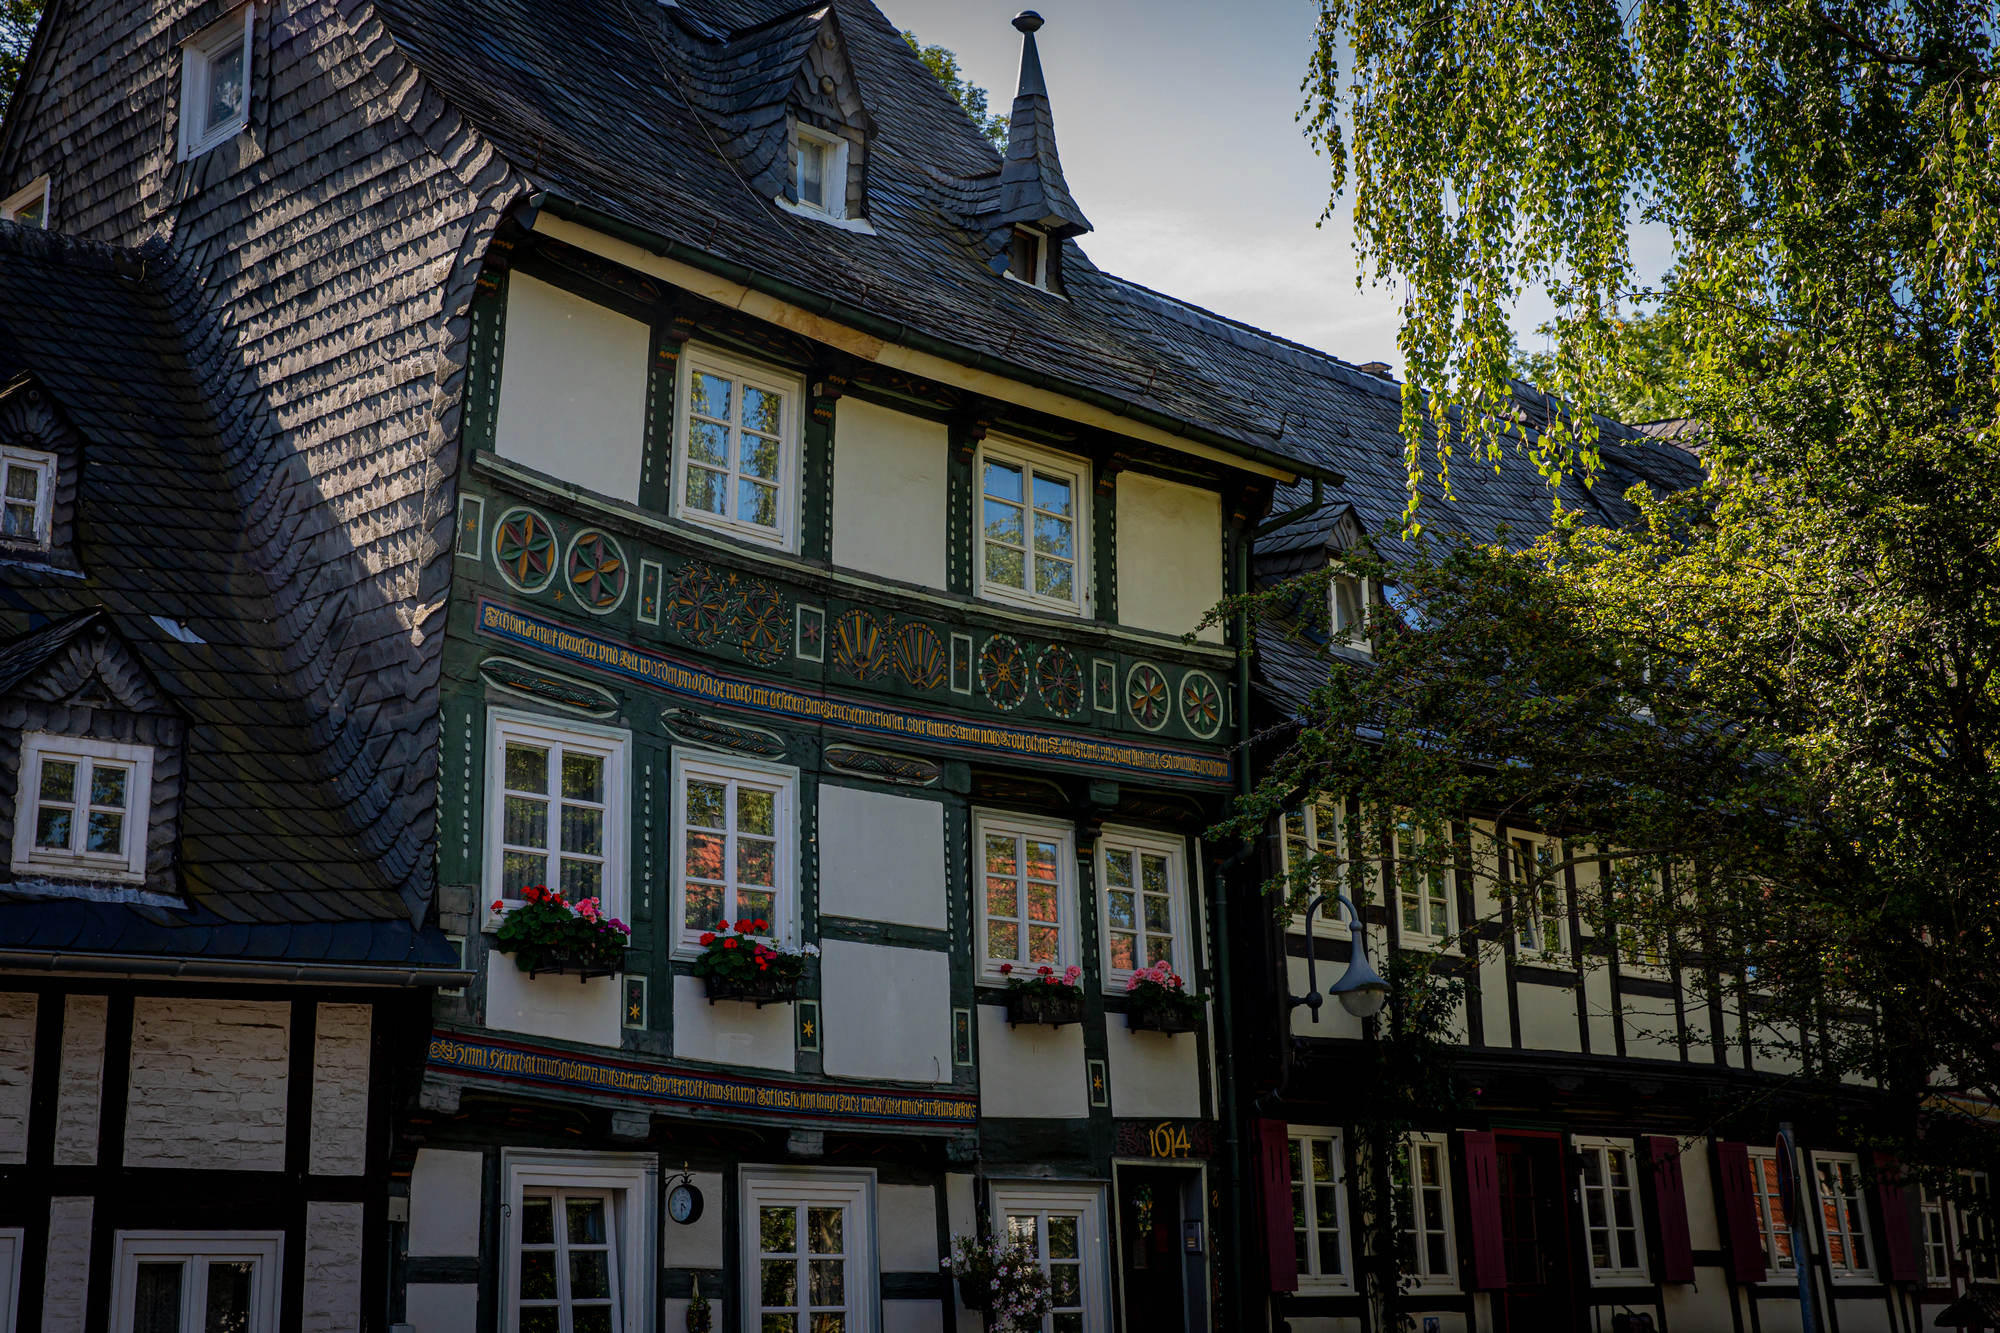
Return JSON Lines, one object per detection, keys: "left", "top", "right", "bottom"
{"left": 1356, "top": 361, "right": 1393, "bottom": 379}
{"left": 997, "top": 11, "right": 1092, "bottom": 238}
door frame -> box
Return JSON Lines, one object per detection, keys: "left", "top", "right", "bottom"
{"left": 1491, "top": 1129, "right": 1579, "bottom": 1333}
{"left": 1109, "top": 1158, "right": 1211, "bottom": 1333}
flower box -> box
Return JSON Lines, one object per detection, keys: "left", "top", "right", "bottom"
{"left": 493, "top": 886, "right": 631, "bottom": 981}
{"left": 1126, "top": 1002, "right": 1201, "bottom": 1035}
{"left": 528, "top": 951, "right": 624, "bottom": 983}
{"left": 703, "top": 971, "right": 799, "bottom": 1008}
{"left": 1004, "top": 982, "right": 1086, "bottom": 1028}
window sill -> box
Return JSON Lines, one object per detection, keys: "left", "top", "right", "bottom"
{"left": 1588, "top": 1273, "right": 1652, "bottom": 1287}
{"left": 12, "top": 856, "right": 145, "bottom": 886}
{"left": 674, "top": 507, "right": 796, "bottom": 554}
{"left": 179, "top": 121, "right": 247, "bottom": 163}
{"left": 1000, "top": 270, "right": 1069, "bottom": 302}
{"left": 975, "top": 584, "right": 1087, "bottom": 620}
{"left": 772, "top": 196, "right": 877, "bottom": 234}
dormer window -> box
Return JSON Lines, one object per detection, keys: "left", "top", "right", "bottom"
{"left": 179, "top": 6, "right": 254, "bottom": 161}
{"left": 792, "top": 124, "right": 848, "bottom": 219}
{"left": 1, "top": 446, "right": 55, "bottom": 548}
{"left": 1, "top": 177, "right": 49, "bottom": 228}
{"left": 11, "top": 734, "right": 154, "bottom": 883}
{"left": 1006, "top": 226, "right": 1052, "bottom": 291}
{"left": 1330, "top": 574, "right": 1373, "bottom": 655}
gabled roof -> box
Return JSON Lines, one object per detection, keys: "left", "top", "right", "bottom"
{"left": 995, "top": 12, "right": 1090, "bottom": 239}
{"left": 0, "top": 223, "right": 438, "bottom": 927}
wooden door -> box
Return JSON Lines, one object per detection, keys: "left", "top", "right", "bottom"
{"left": 1493, "top": 1135, "right": 1577, "bottom": 1333}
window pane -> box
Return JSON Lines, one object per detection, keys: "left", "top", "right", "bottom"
{"left": 799, "top": 139, "right": 825, "bottom": 207}
{"left": 809, "top": 1259, "right": 844, "bottom": 1305}
{"left": 686, "top": 466, "right": 727, "bottom": 514}
{"left": 521, "top": 1312, "right": 560, "bottom": 1333}
{"left": 1311, "top": 1140, "right": 1335, "bottom": 1183}
{"left": 1026, "top": 878, "right": 1058, "bottom": 923}
{"left": 808, "top": 1207, "right": 843, "bottom": 1254}
{"left": 740, "top": 479, "right": 779, "bottom": 528}
{"left": 691, "top": 372, "right": 733, "bottom": 421}
{"left": 35, "top": 806, "right": 72, "bottom": 851}
{"left": 502, "top": 850, "right": 547, "bottom": 894}
{"left": 984, "top": 460, "right": 1023, "bottom": 503}
{"left": 40, "top": 758, "right": 75, "bottom": 802}
{"left": 85, "top": 810, "right": 124, "bottom": 855}
{"left": 2, "top": 500, "right": 34, "bottom": 537}
{"left": 207, "top": 43, "right": 245, "bottom": 126}
{"left": 1106, "top": 891, "right": 1135, "bottom": 930}
{"left": 762, "top": 1259, "right": 798, "bottom": 1306}
{"left": 520, "top": 1249, "right": 558, "bottom": 1299}
{"left": 522, "top": 1196, "right": 555, "bottom": 1243}
{"left": 1033, "top": 512, "right": 1072, "bottom": 559}
{"left": 737, "top": 888, "right": 774, "bottom": 925}
{"left": 983, "top": 497, "right": 1023, "bottom": 547}
{"left": 505, "top": 795, "right": 549, "bottom": 849}
{"left": 572, "top": 1311, "right": 614, "bottom": 1333}
{"left": 562, "top": 752, "right": 603, "bottom": 803}
{"left": 1036, "top": 558, "right": 1073, "bottom": 602}
{"left": 1109, "top": 933, "right": 1136, "bottom": 970}
{"left": 1028, "top": 924, "right": 1059, "bottom": 962}
{"left": 570, "top": 1251, "right": 611, "bottom": 1299}
{"left": 985, "top": 542, "right": 1025, "bottom": 589}
{"left": 1144, "top": 893, "right": 1171, "bottom": 933}
{"left": 561, "top": 805, "right": 602, "bottom": 856}
{"left": 743, "top": 387, "right": 782, "bottom": 436}
{"left": 761, "top": 1205, "right": 796, "bottom": 1253}
{"left": 567, "top": 1197, "right": 607, "bottom": 1244}
{"left": 988, "top": 922, "right": 1018, "bottom": 960}
{"left": 1048, "top": 1214, "right": 1079, "bottom": 1259}
{"left": 1006, "top": 1214, "right": 1037, "bottom": 1247}
{"left": 985, "top": 835, "right": 1017, "bottom": 877}
{"left": 1104, "top": 849, "right": 1133, "bottom": 888}
{"left": 738, "top": 788, "right": 775, "bottom": 836}
{"left": 687, "top": 781, "right": 727, "bottom": 829}
{"left": 741, "top": 436, "right": 780, "bottom": 483}
{"left": 560, "top": 858, "right": 601, "bottom": 901}
{"left": 987, "top": 876, "right": 1018, "bottom": 919}
{"left": 3, "top": 464, "right": 37, "bottom": 501}
{"left": 810, "top": 1316, "right": 844, "bottom": 1333}
{"left": 204, "top": 1261, "right": 254, "bottom": 1333}
{"left": 506, "top": 743, "right": 548, "bottom": 794}
{"left": 1049, "top": 1263, "right": 1081, "bottom": 1304}
{"left": 689, "top": 421, "right": 729, "bottom": 466}
{"left": 762, "top": 1318, "right": 797, "bottom": 1333}
{"left": 738, "top": 837, "right": 776, "bottom": 887}
{"left": 685, "top": 832, "right": 724, "bottom": 881}
{"left": 1033, "top": 472, "right": 1072, "bottom": 517}
{"left": 91, "top": 765, "right": 127, "bottom": 808}
{"left": 1026, "top": 840, "right": 1058, "bottom": 880}
{"left": 1145, "top": 936, "right": 1173, "bottom": 965}
{"left": 132, "top": 1262, "right": 183, "bottom": 1333}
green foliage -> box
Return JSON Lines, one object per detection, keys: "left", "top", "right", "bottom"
{"left": 1512, "top": 310, "right": 1698, "bottom": 425}
{"left": 903, "top": 30, "right": 1009, "bottom": 146}
{"left": 687, "top": 921, "right": 805, "bottom": 989}
{"left": 0, "top": 0, "right": 40, "bottom": 120}
{"left": 491, "top": 886, "right": 629, "bottom": 974}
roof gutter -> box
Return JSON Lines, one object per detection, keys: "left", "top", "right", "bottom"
{"left": 0, "top": 949, "right": 474, "bottom": 988}
{"left": 527, "top": 193, "right": 1343, "bottom": 489}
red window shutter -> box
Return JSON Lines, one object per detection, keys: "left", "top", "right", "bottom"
{"left": 1715, "top": 1141, "right": 1767, "bottom": 1284}
{"left": 1872, "top": 1151, "right": 1920, "bottom": 1283}
{"left": 1646, "top": 1136, "right": 1696, "bottom": 1283}
{"left": 1463, "top": 1131, "right": 1508, "bottom": 1290}
{"left": 1255, "top": 1119, "right": 1299, "bottom": 1291}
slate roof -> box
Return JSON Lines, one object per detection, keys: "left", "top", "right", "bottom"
{"left": 0, "top": 222, "right": 443, "bottom": 936}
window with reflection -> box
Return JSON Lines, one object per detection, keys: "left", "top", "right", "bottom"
{"left": 674, "top": 347, "right": 801, "bottom": 550}
{"left": 976, "top": 441, "right": 1087, "bottom": 614}
{"left": 976, "top": 811, "right": 1075, "bottom": 980}
{"left": 485, "top": 713, "right": 627, "bottom": 924}
{"left": 517, "top": 1191, "right": 620, "bottom": 1333}
{"left": 111, "top": 1233, "right": 281, "bottom": 1333}
{"left": 674, "top": 752, "right": 795, "bottom": 950}
{"left": 1098, "top": 830, "right": 1185, "bottom": 987}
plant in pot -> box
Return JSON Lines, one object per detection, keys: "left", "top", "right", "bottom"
{"left": 690, "top": 918, "right": 813, "bottom": 1006}
{"left": 942, "top": 1231, "right": 1053, "bottom": 1330}
{"left": 490, "top": 885, "right": 630, "bottom": 980}
{"left": 1123, "top": 962, "right": 1206, "bottom": 1034}
{"left": 999, "top": 962, "right": 1085, "bottom": 1027}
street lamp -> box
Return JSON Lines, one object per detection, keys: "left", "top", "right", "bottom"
{"left": 1288, "top": 893, "right": 1391, "bottom": 1021}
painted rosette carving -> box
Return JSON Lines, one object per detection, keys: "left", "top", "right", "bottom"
{"left": 665, "top": 562, "right": 733, "bottom": 645}
{"left": 1126, "top": 662, "right": 1171, "bottom": 731}
{"left": 1035, "top": 645, "right": 1084, "bottom": 717}
{"left": 978, "top": 634, "right": 1029, "bottom": 711}
{"left": 564, "top": 529, "right": 628, "bottom": 613}
{"left": 830, "top": 608, "right": 892, "bottom": 681}
{"left": 892, "top": 622, "right": 947, "bottom": 690}
{"left": 492, "top": 507, "right": 557, "bottom": 593}
{"left": 734, "top": 578, "right": 789, "bottom": 665}
{"left": 1178, "top": 669, "right": 1224, "bottom": 739}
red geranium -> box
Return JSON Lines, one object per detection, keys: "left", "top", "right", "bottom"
{"left": 699, "top": 931, "right": 716, "bottom": 946}
{"left": 724, "top": 937, "right": 739, "bottom": 949}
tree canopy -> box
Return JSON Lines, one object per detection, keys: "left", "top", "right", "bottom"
{"left": 0, "top": 0, "right": 40, "bottom": 120}
{"left": 1262, "top": 0, "right": 2000, "bottom": 1185}
{"left": 902, "top": 30, "right": 1008, "bottom": 147}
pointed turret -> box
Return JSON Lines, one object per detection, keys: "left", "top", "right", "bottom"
{"left": 997, "top": 11, "right": 1091, "bottom": 238}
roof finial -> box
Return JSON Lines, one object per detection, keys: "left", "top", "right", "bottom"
{"left": 1012, "top": 12, "right": 1048, "bottom": 100}
{"left": 1012, "top": 10, "right": 1044, "bottom": 33}
{"left": 999, "top": 10, "right": 1091, "bottom": 237}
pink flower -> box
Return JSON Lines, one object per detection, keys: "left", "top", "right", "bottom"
{"left": 576, "top": 898, "right": 599, "bottom": 923}
{"left": 1062, "top": 965, "right": 1080, "bottom": 984}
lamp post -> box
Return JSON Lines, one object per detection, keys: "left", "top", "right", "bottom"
{"left": 1288, "top": 892, "right": 1391, "bottom": 1021}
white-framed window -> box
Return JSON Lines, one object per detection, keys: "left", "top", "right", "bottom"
{"left": 107, "top": 1232, "right": 283, "bottom": 1333}
{"left": 1961, "top": 1170, "right": 1996, "bottom": 1282}
{"left": 673, "top": 750, "right": 796, "bottom": 953}
{"left": 1611, "top": 865, "right": 1671, "bottom": 976}
{"left": 178, "top": 6, "right": 254, "bottom": 161}
{"left": 975, "top": 438, "right": 1089, "bottom": 616}
{"left": 11, "top": 734, "right": 152, "bottom": 882}
{"left": 501, "top": 1150, "right": 656, "bottom": 1333}
{"left": 1392, "top": 820, "right": 1451, "bottom": 940}
{"left": 0, "top": 177, "right": 49, "bottom": 227}
{"left": 1508, "top": 835, "right": 1565, "bottom": 958}
{"left": 792, "top": 123, "right": 850, "bottom": 219}
{"left": 1398, "top": 1133, "right": 1457, "bottom": 1289}
{"left": 1576, "top": 1138, "right": 1649, "bottom": 1284}
{"left": 672, "top": 345, "right": 802, "bottom": 551}
{"left": 741, "top": 1168, "right": 877, "bottom": 1333}
{"left": 1288, "top": 1128, "right": 1351, "bottom": 1292}
{"left": 1922, "top": 1184, "right": 1951, "bottom": 1285}
{"left": 1281, "top": 800, "right": 1355, "bottom": 932}
{"left": 1329, "top": 573, "right": 1372, "bottom": 654}
{"left": 1747, "top": 1149, "right": 1797, "bottom": 1272}
{"left": 1812, "top": 1152, "right": 1875, "bottom": 1281}
{"left": 990, "top": 1184, "right": 1108, "bottom": 1333}
{"left": 975, "top": 810, "right": 1076, "bottom": 981}
{"left": 484, "top": 711, "right": 629, "bottom": 927}
{"left": 0, "top": 1226, "right": 21, "bottom": 1333}
{"left": 1, "top": 446, "right": 56, "bottom": 548}
{"left": 1097, "top": 827, "right": 1187, "bottom": 988}
{"left": 1005, "top": 226, "right": 1051, "bottom": 291}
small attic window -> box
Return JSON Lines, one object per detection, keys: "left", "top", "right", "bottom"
{"left": 178, "top": 6, "right": 254, "bottom": 161}
{"left": 11, "top": 733, "right": 154, "bottom": 883}
{"left": 0, "top": 445, "right": 56, "bottom": 549}
{"left": 1330, "top": 574, "right": 1373, "bottom": 655}
{"left": 1007, "top": 226, "right": 1049, "bottom": 289}
{"left": 793, "top": 124, "right": 848, "bottom": 219}
{"left": 1, "top": 177, "right": 50, "bottom": 228}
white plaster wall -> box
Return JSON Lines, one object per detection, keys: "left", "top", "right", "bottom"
{"left": 976, "top": 1006, "right": 1086, "bottom": 1118}
{"left": 1583, "top": 966, "right": 1618, "bottom": 1055}
{"left": 1517, "top": 981, "right": 1582, "bottom": 1052}
{"left": 1479, "top": 953, "right": 1511, "bottom": 1046}
{"left": 818, "top": 786, "right": 947, "bottom": 929}
{"left": 821, "top": 941, "right": 951, "bottom": 1085}
{"left": 495, "top": 273, "right": 647, "bottom": 504}
{"left": 1116, "top": 472, "right": 1224, "bottom": 643}
{"left": 945, "top": 1173, "right": 976, "bottom": 1238}
{"left": 53, "top": 994, "right": 107, "bottom": 1166}
{"left": 1677, "top": 1139, "right": 1721, "bottom": 1250}
{"left": 43, "top": 1196, "right": 92, "bottom": 1333}
{"left": 485, "top": 954, "right": 622, "bottom": 1049}
{"left": 303, "top": 1200, "right": 364, "bottom": 1333}
{"left": 125, "top": 997, "right": 289, "bottom": 1170}
{"left": 1104, "top": 1019, "right": 1201, "bottom": 1118}
{"left": 831, "top": 397, "right": 948, "bottom": 589}
{"left": 884, "top": 1301, "right": 944, "bottom": 1333}
{"left": 406, "top": 1283, "right": 478, "bottom": 1333}
{"left": 672, "top": 975, "right": 794, "bottom": 1071}
{"left": 1683, "top": 994, "right": 1716, "bottom": 1059}
{"left": 1284, "top": 954, "right": 1365, "bottom": 1041}
{"left": 310, "top": 1002, "right": 372, "bottom": 1175}
{"left": 1620, "top": 991, "right": 1682, "bottom": 1062}
{"left": 0, "top": 992, "right": 36, "bottom": 1165}
{"left": 661, "top": 1170, "right": 725, "bottom": 1268}
{"left": 409, "top": 1148, "right": 485, "bottom": 1256}
{"left": 879, "top": 1184, "right": 939, "bottom": 1271}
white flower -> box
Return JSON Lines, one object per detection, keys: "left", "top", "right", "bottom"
{"left": 804, "top": 942, "right": 821, "bottom": 957}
